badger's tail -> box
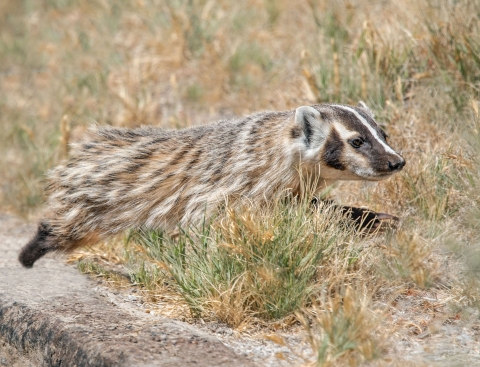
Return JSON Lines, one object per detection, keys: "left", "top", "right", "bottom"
{"left": 19, "top": 221, "right": 57, "bottom": 268}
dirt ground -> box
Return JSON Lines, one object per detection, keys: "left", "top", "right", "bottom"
{"left": 0, "top": 213, "right": 255, "bottom": 367}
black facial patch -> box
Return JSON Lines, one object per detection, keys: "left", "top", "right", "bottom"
{"left": 322, "top": 128, "right": 345, "bottom": 170}
{"left": 291, "top": 126, "right": 302, "bottom": 139}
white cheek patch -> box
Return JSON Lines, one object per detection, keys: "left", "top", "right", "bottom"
{"left": 344, "top": 150, "right": 375, "bottom": 177}
{"left": 334, "top": 105, "right": 398, "bottom": 155}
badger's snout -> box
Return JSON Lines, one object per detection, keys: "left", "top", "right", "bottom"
{"left": 387, "top": 156, "right": 406, "bottom": 172}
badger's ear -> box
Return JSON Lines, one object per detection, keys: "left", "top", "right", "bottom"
{"left": 357, "top": 101, "right": 375, "bottom": 118}
{"left": 295, "top": 106, "right": 330, "bottom": 148}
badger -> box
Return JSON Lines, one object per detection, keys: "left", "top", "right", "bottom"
{"left": 19, "top": 102, "right": 405, "bottom": 268}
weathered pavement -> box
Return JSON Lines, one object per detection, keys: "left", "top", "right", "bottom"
{"left": 0, "top": 214, "right": 255, "bottom": 367}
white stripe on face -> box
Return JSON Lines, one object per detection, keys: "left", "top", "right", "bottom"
{"left": 332, "top": 121, "right": 357, "bottom": 140}
{"left": 334, "top": 105, "right": 398, "bottom": 155}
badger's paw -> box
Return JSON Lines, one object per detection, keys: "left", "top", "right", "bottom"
{"left": 343, "top": 206, "right": 399, "bottom": 233}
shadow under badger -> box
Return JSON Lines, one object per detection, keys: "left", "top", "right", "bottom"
{"left": 19, "top": 102, "right": 405, "bottom": 268}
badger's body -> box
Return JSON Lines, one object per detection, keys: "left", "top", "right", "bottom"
{"left": 19, "top": 103, "right": 405, "bottom": 268}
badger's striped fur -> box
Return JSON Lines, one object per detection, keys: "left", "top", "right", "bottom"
{"left": 19, "top": 102, "right": 405, "bottom": 268}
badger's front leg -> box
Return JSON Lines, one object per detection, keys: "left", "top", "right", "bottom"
{"left": 338, "top": 205, "right": 398, "bottom": 232}
{"left": 312, "top": 198, "right": 398, "bottom": 232}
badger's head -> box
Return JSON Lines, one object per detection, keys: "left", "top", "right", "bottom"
{"left": 294, "top": 102, "right": 405, "bottom": 181}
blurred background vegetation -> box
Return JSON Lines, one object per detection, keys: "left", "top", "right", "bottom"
{"left": 1, "top": 0, "right": 479, "bottom": 220}
{"left": 2, "top": 0, "right": 480, "bottom": 365}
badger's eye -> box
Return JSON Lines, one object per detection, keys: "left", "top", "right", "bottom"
{"left": 350, "top": 138, "right": 364, "bottom": 148}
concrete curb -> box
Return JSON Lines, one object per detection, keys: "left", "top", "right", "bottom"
{"left": 0, "top": 214, "right": 255, "bottom": 367}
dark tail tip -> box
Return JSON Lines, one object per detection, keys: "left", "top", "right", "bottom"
{"left": 18, "top": 221, "right": 55, "bottom": 268}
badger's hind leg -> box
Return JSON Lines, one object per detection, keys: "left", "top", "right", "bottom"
{"left": 18, "top": 221, "right": 58, "bottom": 268}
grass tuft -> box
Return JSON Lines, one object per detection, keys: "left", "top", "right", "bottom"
{"left": 127, "top": 200, "right": 365, "bottom": 327}
{"left": 298, "top": 286, "right": 383, "bottom": 367}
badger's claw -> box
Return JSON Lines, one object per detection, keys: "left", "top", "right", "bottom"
{"left": 342, "top": 207, "right": 399, "bottom": 233}
{"left": 360, "top": 211, "right": 399, "bottom": 233}
{"left": 311, "top": 200, "right": 399, "bottom": 233}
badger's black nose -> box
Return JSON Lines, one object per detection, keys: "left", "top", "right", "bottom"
{"left": 388, "top": 158, "right": 406, "bottom": 171}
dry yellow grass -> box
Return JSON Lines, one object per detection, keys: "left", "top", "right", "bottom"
{"left": 1, "top": 0, "right": 480, "bottom": 365}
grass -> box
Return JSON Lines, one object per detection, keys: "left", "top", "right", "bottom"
{"left": 297, "top": 286, "right": 384, "bottom": 366}
{"left": 1, "top": 0, "right": 480, "bottom": 365}
{"left": 127, "top": 200, "right": 363, "bottom": 326}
